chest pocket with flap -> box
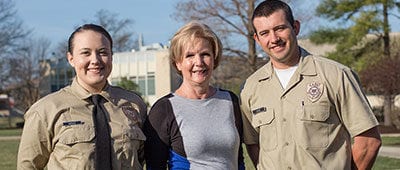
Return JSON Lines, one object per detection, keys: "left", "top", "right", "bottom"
{"left": 296, "top": 102, "right": 330, "bottom": 148}
{"left": 251, "top": 108, "right": 277, "bottom": 151}
{"left": 59, "top": 124, "right": 95, "bottom": 145}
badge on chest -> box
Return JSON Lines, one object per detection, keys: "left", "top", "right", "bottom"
{"left": 307, "top": 82, "right": 323, "bottom": 103}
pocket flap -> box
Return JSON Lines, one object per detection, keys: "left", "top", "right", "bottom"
{"left": 59, "top": 124, "right": 95, "bottom": 145}
{"left": 252, "top": 109, "right": 274, "bottom": 127}
{"left": 299, "top": 103, "right": 330, "bottom": 121}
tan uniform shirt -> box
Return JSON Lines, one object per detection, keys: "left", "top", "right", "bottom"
{"left": 17, "top": 78, "right": 147, "bottom": 170}
{"left": 240, "top": 48, "right": 379, "bottom": 170}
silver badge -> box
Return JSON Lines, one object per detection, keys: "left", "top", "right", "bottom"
{"left": 307, "top": 82, "right": 323, "bottom": 102}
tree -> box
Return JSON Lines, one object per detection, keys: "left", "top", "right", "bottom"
{"left": 86, "top": 9, "right": 138, "bottom": 52}
{"left": 173, "top": 0, "right": 261, "bottom": 72}
{"left": 359, "top": 51, "right": 400, "bottom": 127}
{"left": 173, "top": 0, "right": 318, "bottom": 93}
{"left": 116, "top": 77, "right": 149, "bottom": 106}
{"left": 211, "top": 56, "right": 268, "bottom": 95}
{"left": 173, "top": 0, "right": 317, "bottom": 73}
{"left": 310, "top": 0, "right": 400, "bottom": 70}
{"left": 53, "top": 9, "right": 138, "bottom": 60}
{"left": 116, "top": 77, "right": 141, "bottom": 96}
{"left": 0, "top": 0, "right": 29, "bottom": 53}
{"left": 6, "top": 38, "right": 51, "bottom": 110}
{"left": 0, "top": 0, "right": 30, "bottom": 91}
{"left": 310, "top": 0, "right": 400, "bottom": 127}
{"left": 52, "top": 40, "right": 68, "bottom": 61}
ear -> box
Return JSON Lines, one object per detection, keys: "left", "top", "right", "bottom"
{"left": 67, "top": 52, "right": 75, "bottom": 67}
{"left": 293, "top": 20, "right": 301, "bottom": 35}
{"left": 175, "top": 61, "right": 182, "bottom": 72}
{"left": 253, "top": 33, "right": 261, "bottom": 46}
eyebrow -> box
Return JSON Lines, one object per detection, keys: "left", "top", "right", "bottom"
{"left": 258, "top": 24, "right": 288, "bottom": 34}
{"left": 78, "top": 48, "right": 91, "bottom": 51}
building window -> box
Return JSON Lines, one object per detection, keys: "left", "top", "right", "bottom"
{"left": 136, "top": 75, "right": 155, "bottom": 96}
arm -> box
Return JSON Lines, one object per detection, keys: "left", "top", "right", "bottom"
{"left": 228, "top": 91, "right": 247, "bottom": 170}
{"left": 143, "top": 106, "right": 170, "bottom": 170}
{"left": 334, "top": 69, "right": 381, "bottom": 169}
{"left": 143, "top": 96, "right": 177, "bottom": 170}
{"left": 239, "top": 84, "right": 261, "bottom": 168}
{"left": 246, "top": 144, "right": 260, "bottom": 167}
{"left": 351, "top": 126, "right": 381, "bottom": 170}
{"left": 17, "top": 111, "right": 50, "bottom": 170}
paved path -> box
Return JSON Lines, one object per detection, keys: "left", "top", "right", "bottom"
{"left": 0, "top": 136, "right": 20, "bottom": 141}
{"left": 378, "top": 133, "right": 400, "bottom": 159}
{"left": 379, "top": 146, "right": 400, "bottom": 159}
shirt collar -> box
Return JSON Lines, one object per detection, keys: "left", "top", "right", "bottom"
{"left": 297, "top": 47, "right": 317, "bottom": 76}
{"left": 70, "top": 77, "right": 113, "bottom": 104}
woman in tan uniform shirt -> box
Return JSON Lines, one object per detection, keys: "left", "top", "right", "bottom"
{"left": 17, "top": 24, "right": 147, "bottom": 170}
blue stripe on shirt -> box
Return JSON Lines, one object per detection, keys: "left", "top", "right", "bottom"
{"left": 168, "top": 150, "right": 190, "bottom": 170}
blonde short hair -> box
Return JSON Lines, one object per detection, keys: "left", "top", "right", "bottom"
{"left": 169, "top": 21, "right": 222, "bottom": 75}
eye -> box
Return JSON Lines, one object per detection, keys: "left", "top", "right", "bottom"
{"left": 201, "top": 52, "right": 211, "bottom": 57}
{"left": 98, "top": 48, "right": 110, "bottom": 56}
{"left": 259, "top": 31, "right": 268, "bottom": 37}
{"left": 185, "top": 53, "right": 194, "bottom": 58}
{"left": 80, "top": 51, "right": 91, "bottom": 56}
{"left": 274, "top": 25, "right": 287, "bottom": 32}
{"left": 99, "top": 51, "right": 108, "bottom": 56}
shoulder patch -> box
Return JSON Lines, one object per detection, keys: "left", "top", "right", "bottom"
{"left": 121, "top": 104, "right": 139, "bottom": 123}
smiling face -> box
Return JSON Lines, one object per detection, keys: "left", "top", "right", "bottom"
{"left": 253, "top": 9, "right": 300, "bottom": 69}
{"left": 176, "top": 38, "right": 214, "bottom": 87}
{"left": 67, "top": 30, "right": 113, "bottom": 93}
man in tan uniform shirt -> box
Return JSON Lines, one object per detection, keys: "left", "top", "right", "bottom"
{"left": 240, "top": 1, "right": 381, "bottom": 169}
{"left": 17, "top": 24, "right": 147, "bottom": 170}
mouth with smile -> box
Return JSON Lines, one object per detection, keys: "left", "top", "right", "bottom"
{"left": 269, "top": 39, "right": 286, "bottom": 52}
{"left": 88, "top": 67, "right": 103, "bottom": 74}
{"left": 191, "top": 68, "right": 208, "bottom": 75}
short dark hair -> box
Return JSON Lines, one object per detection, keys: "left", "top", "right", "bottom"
{"left": 67, "top": 24, "right": 113, "bottom": 54}
{"left": 252, "top": 0, "right": 295, "bottom": 33}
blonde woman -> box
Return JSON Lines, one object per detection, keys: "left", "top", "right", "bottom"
{"left": 143, "top": 21, "right": 245, "bottom": 170}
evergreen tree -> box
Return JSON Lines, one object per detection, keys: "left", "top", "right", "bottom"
{"left": 116, "top": 77, "right": 141, "bottom": 96}
{"left": 310, "top": 0, "right": 400, "bottom": 127}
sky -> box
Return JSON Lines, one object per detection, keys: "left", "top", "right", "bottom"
{"left": 15, "top": 0, "right": 182, "bottom": 49}
{"left": 14, "top": 0, "right": 400, "bottom": 52}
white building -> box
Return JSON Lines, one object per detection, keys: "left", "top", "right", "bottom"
{"left": 109, "top": 44, "right": 180, "bottom": 105}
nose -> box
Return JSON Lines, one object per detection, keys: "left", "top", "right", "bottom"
{"left": 193, "top": 54, "right": 204, "bottom": 66}
{"left": 90, "top": 52, "right": 101, "bottom": 64}
{"left": 270, "top": 32, "right": 280, "bottom": 43}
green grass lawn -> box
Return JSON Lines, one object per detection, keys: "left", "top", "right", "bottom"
{"left": 0, "top": 140, "right": 19, "bottom": 170}
{"left": 372, "top": 156, "right": 400, "bottom": 170}
{"left": 1, "top": 129, "right": 399, "bottom": 170}
{"left": 0, "top": 117, "right": 24, "bottom": 129}
{"left": 0, "top": 128, "right": 22, "bottom": 136}
{"left": 381, "top": 136, "right": 400, "bottom": 146}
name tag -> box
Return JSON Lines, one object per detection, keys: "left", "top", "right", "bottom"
{"left": 63, "top": 121, "right": 85, "bottom": 126}
{"left": 252, "top": 107, "right": 267, "bottom": 115}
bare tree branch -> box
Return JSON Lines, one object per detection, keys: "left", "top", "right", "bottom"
{"left": 6, "top": 38, "right": 51, "bottom": 109}
{"left": 84, "top": 9, "right": 137, "bottom": 52}
{"left": 0, "top": 0, "right": 30, "bottom": 93}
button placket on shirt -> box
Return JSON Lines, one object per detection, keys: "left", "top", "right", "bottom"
{"left": 281, "top": 94, "right": 294, "bottom": 168}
